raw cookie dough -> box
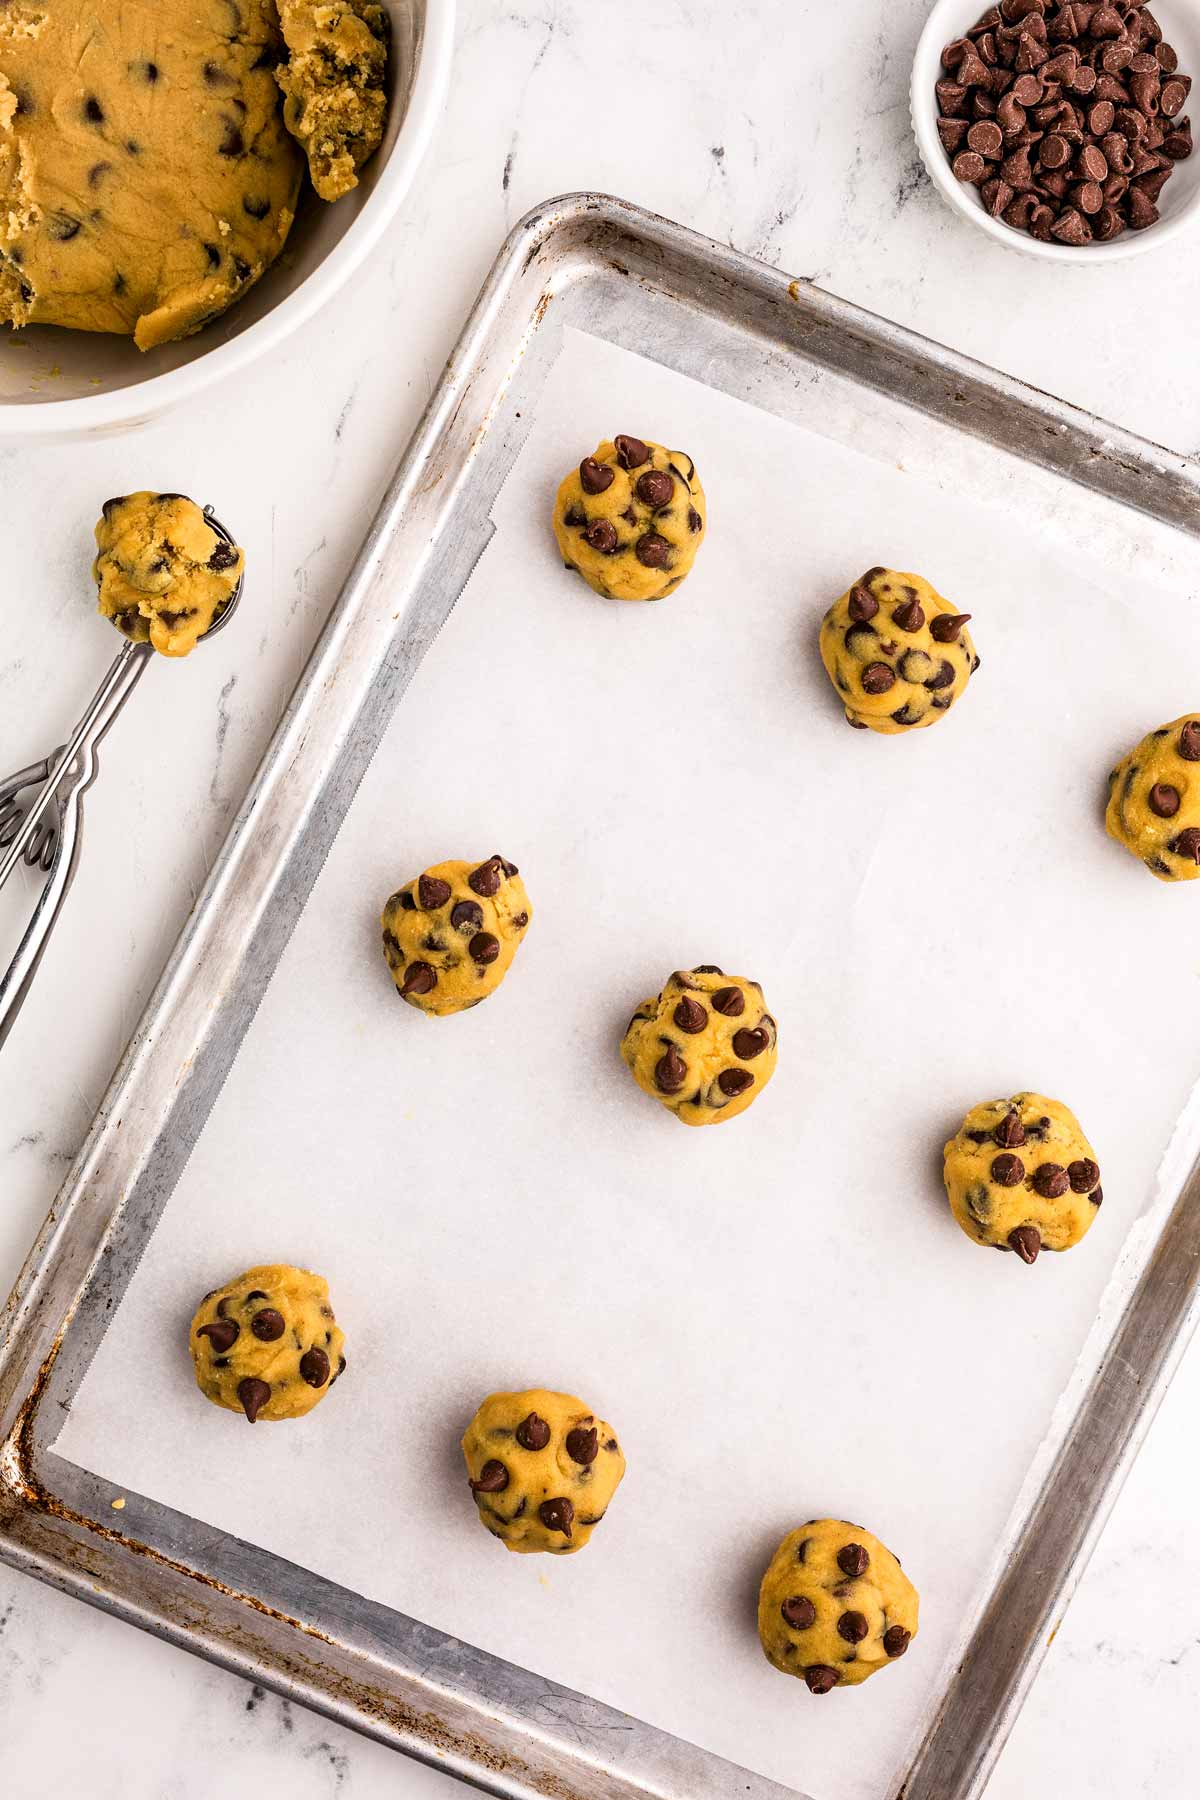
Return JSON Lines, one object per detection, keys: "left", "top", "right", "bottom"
{"left": 620, "top": 965, "right": 778, "bottom": 1127}
{"left": 944, "top": 1093, "right": 1103, "bottom": 1264}
{"left": 0, "top": 0, "right": 303, "bottom": 349}
{"left": 462, "top": 1389, "right": 626, "bottom": 1555}
{"left": 381, "top": 856, "right": 532, "bottom": 1016}
{"left": 758, "top": 1519, "right": 919, "bottom": 1693}
{"left": 1105, "top": 715, "right": 1200, "bottom": 883}
{"left": 553, "top": 435, "right": 707, "bottom": 601}
{"left": 190, "top": 1264, "right": 346, "bottom": 1423}
{"left": 275, "top": 0, "right": 388, "bottom": 202}
{"left": 93, "top": 492, "right": 243, "bottom": 657}
{"left": 819, "top": 567, "right": 979, "bottom": 734}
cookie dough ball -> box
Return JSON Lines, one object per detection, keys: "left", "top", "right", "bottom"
{"left": 1105, "top": 715, "right": 1200, "bottom": 883}
{"left": 275, "top": 0, "right": 388, "bottom": 202}
{"left": 0, "top": 0, "right": 302, "bottom": 349}
{"left": 93, "top": 493, "right": 243, "bottom": 657}
{"left": 944, "top": 1094, "right": 1104, "bottom": 1264}
{"left": 819, "top": 568, "right": 979, "bottom": 734}
{"left": 620, "top": 965, "right": 778, "bottom": 1127}
{"left": 190, "top": 1264, "right": 346, "bottom": 1423}
{"left": 553, "top": 436, "right": 707, "bottom": 601}
{"left": 462, "top": 1389, "right": 626, "bottom": 1555}
{"left": 758, "top": 1520, "right": 919, "bottom": 1693}
{"left": 381, "top": 856, "right": 532, "bottom": 1017}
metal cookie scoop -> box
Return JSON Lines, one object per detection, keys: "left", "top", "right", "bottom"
{"left": 0, "top": 507, "right": 243, "bottom": 1052}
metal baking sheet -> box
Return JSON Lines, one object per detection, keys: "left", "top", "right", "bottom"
{"left": 3, "top": 194, "right": 1200, "bottom": 1800}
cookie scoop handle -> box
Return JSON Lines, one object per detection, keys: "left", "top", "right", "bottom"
{"left": 0, "top": 641, "right": 152, "bottom": 1050}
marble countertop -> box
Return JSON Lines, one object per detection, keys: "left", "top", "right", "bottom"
{"left": 2, "top": 1, "right": 1199, "bottom": 1794}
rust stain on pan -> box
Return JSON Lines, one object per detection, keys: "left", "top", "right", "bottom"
{"left": 4, "top": 1348, "right": 590, "bottom": 1795}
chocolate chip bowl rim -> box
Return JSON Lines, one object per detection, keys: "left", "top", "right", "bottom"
{"left": 911, "top": 0, "right": 1200, "bottom": 262}
{"left": 0, "top": 0, "right": 455, "bottom": 440}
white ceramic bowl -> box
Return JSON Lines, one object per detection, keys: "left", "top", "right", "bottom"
{"left": 912, "top": 0, "right": 1200, "bottom": 261}
{"left": 0, "top": 0, "right": 454, "bottom": 437}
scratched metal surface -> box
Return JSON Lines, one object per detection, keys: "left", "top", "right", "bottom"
{"left": 3, "top": 194, "right": 1200, "bottom": 1800}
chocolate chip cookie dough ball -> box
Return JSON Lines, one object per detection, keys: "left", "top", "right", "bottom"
{"left": 1106, "top": 716, "right": 1200, "bottom": 882}
{"left": 274, "top": 0, "right": 388, "bottom": 202}
{"left": 462, "top": 1389, "right": 626, "bottom": 1555}
{"left": 944, "top": 1094, "right": 1104, "bottom": 1264}
{"left": 190, "top": 1264, "right": 346, "bottom": 1423}
{"left": 553, "top": 435, "right": 707, "bottom": 601}
{"left": 819, "top": 568, "right": 978, "bottom": 734}
{"left": 381, "top": 856, "right": 532, "bottom": 1016}
{"left": 620, "top": 966, "right": 778, "bottom": 1127}
{"left": 0, "top": 0, "right": 302, "bottom": 349}
{"left": 93, "top": 493, "right": 243, "bottom": 657}
{"left": 758, "top": 1520, "right": 919, "bottom": 1693}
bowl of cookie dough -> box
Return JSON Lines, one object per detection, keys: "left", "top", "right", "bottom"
{"left": 0, "top": 0, "right": 454, "bottom": 436}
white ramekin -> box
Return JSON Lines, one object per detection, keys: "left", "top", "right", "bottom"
{"left": 912, "top": 0, "right": 1200, "bottom": 262}
{"left": 0, "top": 0, "right": 454, "bottom": 437}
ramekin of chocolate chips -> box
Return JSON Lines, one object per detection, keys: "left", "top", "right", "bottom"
{"left": 912, "top": 0, "right": 1199, "bottom": 255}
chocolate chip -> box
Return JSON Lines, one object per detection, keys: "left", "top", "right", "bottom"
{"left": 208, "top": 541, "right": 238, "bottom": 572}
{"left": 243, "top": 194, "right": 271, "bottom": 220}
{"left": 635, "top": 533, "right": 670, "bottom": 568}
{"left": 1008, "top": 1225, "right": 1042, "bottom": 1264}
{"left": 468, "top": 858, "right": 503, "bottom": 896}
{"left": 968, "top": 120, "right": 1005, "bottom": 158}
{"left": 673, "top": 996, "right": 708, "bottom": 1033}
{"left": 1169, "top": 828, "right": 1200, "bottom": 863}
{"left": 238, "top": 1377, "right": 271, "bottom": 1423}
{"left": 848, "top": 583, "right": 880, "bottom": 623}
{"left": 564, "top": 505, "right": 586, "bottom": 528}
{"left": 84, "top": 96, "right": 105, "bottom": 123}
{"left": 1033, "top": 1162, "right": 1070, "bottom": 1199}
{"left": 538, "top": 1497, "right": 574, "bottom": 1537}
{"left": 450, "top": 900, "right": 483, "bottom": 934}
{"left": 954, "top": 150, "right": 988, "bottom": 181}
{"left": 781, "top": 1595, "right": 816, "bottom": 1629}
{"left": 299, "top": 1347, "right": 330, "bottom": 1388}
{"left": 219, "top": 121, "right": 244, "bottom": 157}
{"left": 196, "top": 1319, "right": 239, "bottom": 1353}
{"left": 1068, "top": 1158, "right": 1100, "bottom": 1192}
{"left": 656, "top": 1045, "right": 688, "bottom": 1094}
{"left": 580, "top": 456, "right": 614, "bottom": 495}
{"left": 837, "top": 1611, "right": 869, "bottom": 1644}
{"left": 717, "top": 1068, "right": 754, "bottom": 1097}
{"left": 994, "top": 1109, "right": 1026, "bottom": 1149}
{"left": 1178, "top": 722, "right": 1200, "bottom": 761}
{"left": 614, "top": 435, "right": 650, "bottom": 470}
{"left": 516, "top": 1411, "right": 551, "bottom": 1451}
{"left": 837, "top": 1543, "right": 870, "bottom": 1578}
{"left": 418, "top": 874, "right": 452, "bottom": 909}
{"left": 804, "top": 1666, "right": 840, "bottom": 1696}
{"left": 636, "top": 470, "right": 675, "bottom": 509}
{"left": 687, "top": 507, "right": 703, "bottom": 533}
{"left": 584, "top": 519, "right": 618, "bottom": 554}
{"left": 1091, "top": 1186, "right": 1104, "bottom": 1207}
{"left": 991, "top": 1152, "right": 1026, "bottom": 1186}
{"left": 861, "top": 662, "right": 896, "bottom": 695}
{"left": 711, "top": 986, "right": 746, "bottom": 1017}
{"left": 924, "top": 660, "right": 957, "bottom": 691}
{"left": 470, "top": 931, "right": 500, "bottom": 965}
{"left": 512, "top": 911, "right": 529, "bottom": 928}
{"left": 251, "top": 1308, "right": 285, "bottom": 1342}
{"left": 732, "top": 1026, "right": 770, "bottom": 1060}
{"left": 400, "top": 961, "right": 436, "bottom": 997}
{"left": 883, "top": 1625, "right": 911, "bottom": 1658}
{"left": 470, "top": 1460, "right": 509, "bottom": 1494}
{"left": 566, "top": 1426, "right": 599, "bottom": 1465}
{"left": 929, "top": 612, "right": 972, "bottom": 644}
{"left": 1149, "top": 783, "right": 1181, "bottom": 817}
